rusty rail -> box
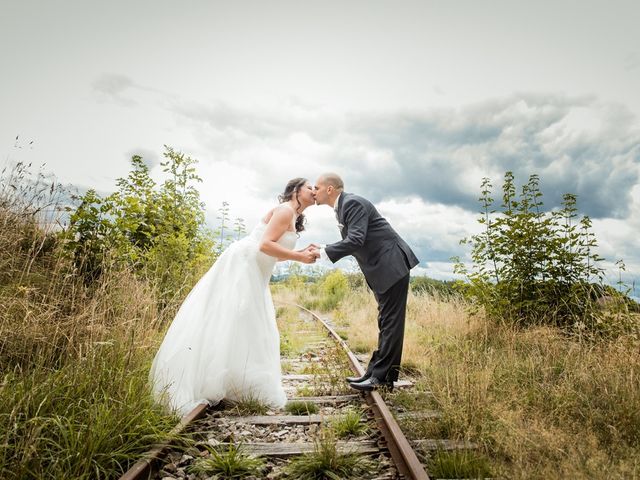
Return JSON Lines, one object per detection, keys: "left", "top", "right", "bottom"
{"left": 119, "top": 403, "right": 208, "bottom": 480}
{"left": 290, "top": 303, "right": 430, "bottom": 480}
{"left": 121, "top": 302, "right": 430, "bottom": 480}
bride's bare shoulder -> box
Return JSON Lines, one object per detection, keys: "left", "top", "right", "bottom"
{"left": 262, "top": 204, "right": 295, "bottom": 224}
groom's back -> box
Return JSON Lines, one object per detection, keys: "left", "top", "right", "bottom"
{"left": 342, "top": 193, "right": 418, "bottom": 293}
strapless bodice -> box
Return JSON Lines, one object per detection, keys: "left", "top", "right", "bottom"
{"left": 247, "top": 221, "right": 297, "bottom": 279}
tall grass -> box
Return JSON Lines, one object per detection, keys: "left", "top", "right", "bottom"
{"left": 0, "top": 163, "right": 180, "bottom": 479}
{"left": 275, "top": 280, "right": 640, "bottom": 478}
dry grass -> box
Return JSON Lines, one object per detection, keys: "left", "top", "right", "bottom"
{"left": 0, "top": 165, "right": 181, "bottom": 479}
{"left": 277, "top": 281, "right": 640, "bottom": 479}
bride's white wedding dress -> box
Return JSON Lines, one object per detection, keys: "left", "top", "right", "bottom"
{"left": 150, "top": 214, "right": 296, "bottom": 415}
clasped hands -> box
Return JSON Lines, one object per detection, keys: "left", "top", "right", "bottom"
{"left": 298, "top": 243, "right": 321, "bottom": 264}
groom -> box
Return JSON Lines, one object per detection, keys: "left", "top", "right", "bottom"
{"left": 314, "top": 173, "right": 419, "bottom": 391}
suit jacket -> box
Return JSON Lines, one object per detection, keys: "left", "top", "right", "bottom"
{"left": 325, "top": 193, "right": 419, "bottom": 294}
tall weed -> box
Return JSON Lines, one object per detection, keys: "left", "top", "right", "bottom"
{"left": 0, "top": 162, "right": 183, "bottom": 478}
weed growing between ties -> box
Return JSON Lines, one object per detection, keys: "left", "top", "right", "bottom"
{"left": 330, "top": 408, "right": 370, "bottom": 438}
{"left": 304, "top": 344, "right": 354, "bottom": 396}
{"left": 295, "top": 385, "right": 316, "bottom": 398}
{"left": 285, "top": 401, "right": 319, "bottom": 416}
{"left": 285, "top": 430, "right": 376, "bottom": 479}
{"left": 188, "top": 442, "right": 265, "bottom": 478}
{"left": 226, "top": 393, "right": 270, "bottom": 416}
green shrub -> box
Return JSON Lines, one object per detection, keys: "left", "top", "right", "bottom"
{"left": 317, "top": 270, "right": 349, "bottom": 311}
{"left": 455, "top": 171, "right": 638, "bottom": 336}
{"left": 64, "top": 147, "right": 215, "bottom": 309}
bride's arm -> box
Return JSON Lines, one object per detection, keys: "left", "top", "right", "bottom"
{"left": 276, "top": 244, "right": 320, "bottom": 262}
{"left": 259, "top": 207, "right": 316, "bottom": 264}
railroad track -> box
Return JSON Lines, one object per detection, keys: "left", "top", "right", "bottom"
{"left": 121, "top": 303, "right": 479, "bottom": 480}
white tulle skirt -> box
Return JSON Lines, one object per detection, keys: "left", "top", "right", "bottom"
{"left": 149, "top": 224, "right": 293, "bottom": 415}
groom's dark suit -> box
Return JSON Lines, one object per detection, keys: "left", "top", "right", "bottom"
{"left": 325, "top": 193, "right": 419, "bottom": 382}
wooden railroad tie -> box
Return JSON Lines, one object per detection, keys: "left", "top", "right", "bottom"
{"left": 222, "top": 414, "right": 327, "bottom": 425}
{"left": 286, "top": 394, "right": 360, "bottom": 404}
{"left": 214, "top": 440, "right": 379, "bottom": 457}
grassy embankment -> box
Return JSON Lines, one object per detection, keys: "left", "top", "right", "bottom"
{"left": 0, "top": 178, "right": 182, "bottom": 479}
{"left": 273, "top": 277, "right": 640, "bottom": 479}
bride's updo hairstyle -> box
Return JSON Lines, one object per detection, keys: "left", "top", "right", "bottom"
{"left": 278, "top": 177, "right": 307, "bottom": 233}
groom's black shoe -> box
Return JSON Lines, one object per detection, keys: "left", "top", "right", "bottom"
{"left": 345, "top": 373, "right": 370, "bottom": 384}
{"left": 349, "top": 376, "right": 394, "bottom": 392}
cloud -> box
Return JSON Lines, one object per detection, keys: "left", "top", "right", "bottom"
{"left": 351, "top": 95, "right": 640, "bottom": 219}
{"left": 92, "top": 73, "right": 134, "bottom": 96}
{"left": 167, "top": 94, "right": 640, "bottom": 284}
{"left": 91, "top": 73, "right": 171, "bottom": 108}
{"left": 375, "top": 197, "right": 482, "bottom": 264}
{"left": 173, "top": 94, "right": 640, "bottom": 221}
{"left": 92, "top": 73, "right": 138, "bottom": 107}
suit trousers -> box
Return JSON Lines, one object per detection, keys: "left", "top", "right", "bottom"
{"left": 365, "top": 273, "right": 410, "bottom": 382}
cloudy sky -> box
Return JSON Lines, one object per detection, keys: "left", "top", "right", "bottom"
{"left": 2, "top": 1, "right": 639, "bottom": 291}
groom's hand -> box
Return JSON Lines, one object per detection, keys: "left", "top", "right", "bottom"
{"left": 302, "top": 244, "right": 320, "bottom": 256}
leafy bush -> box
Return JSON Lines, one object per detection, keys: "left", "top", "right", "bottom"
{"left": 455, "top": 172, "right": 637, "bottom": 335}
{"left": 317, "top": 269, "right": 349, "bottom": 311}
{"left": 64, "top": 146, "right": 215, "bottom": 309}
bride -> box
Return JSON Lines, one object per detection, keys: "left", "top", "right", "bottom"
{"left": 150, "top": 178, "right": 318, "bottom": 415}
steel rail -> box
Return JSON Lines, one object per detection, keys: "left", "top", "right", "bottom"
{"left": 119, "top": 403, "right": 208, "bottom": 480}
{"left": 121, "top": 302, "right": 430, "bottom": 480}
{"left": 289, "top": 302, "right": 430, "bottom": 480}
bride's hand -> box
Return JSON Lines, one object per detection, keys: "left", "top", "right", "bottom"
{"left": 299, "top": 243, "right": 320, "bottom": 253}
{"left": 298, "top": 249, "right": 318, "bottom": 264}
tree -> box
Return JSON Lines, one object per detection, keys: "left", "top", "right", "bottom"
{"left": 455, "top": 171, "right": 623, "bottom": 332}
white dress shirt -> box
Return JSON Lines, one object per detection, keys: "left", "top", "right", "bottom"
{"left": 318, "top": 193, "right": 341, "bottom": 262}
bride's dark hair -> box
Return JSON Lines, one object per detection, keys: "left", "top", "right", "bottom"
{"left": 278, "top": 177, "right": 307, "bottom": 233}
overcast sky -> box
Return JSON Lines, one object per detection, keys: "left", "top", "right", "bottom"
{"left": 2, "top": 1, "right": 639, "bottom": 291}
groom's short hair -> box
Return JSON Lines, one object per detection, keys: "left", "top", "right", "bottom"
{"left": 320, "top": 173, "right": 344, "bottom": 191}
